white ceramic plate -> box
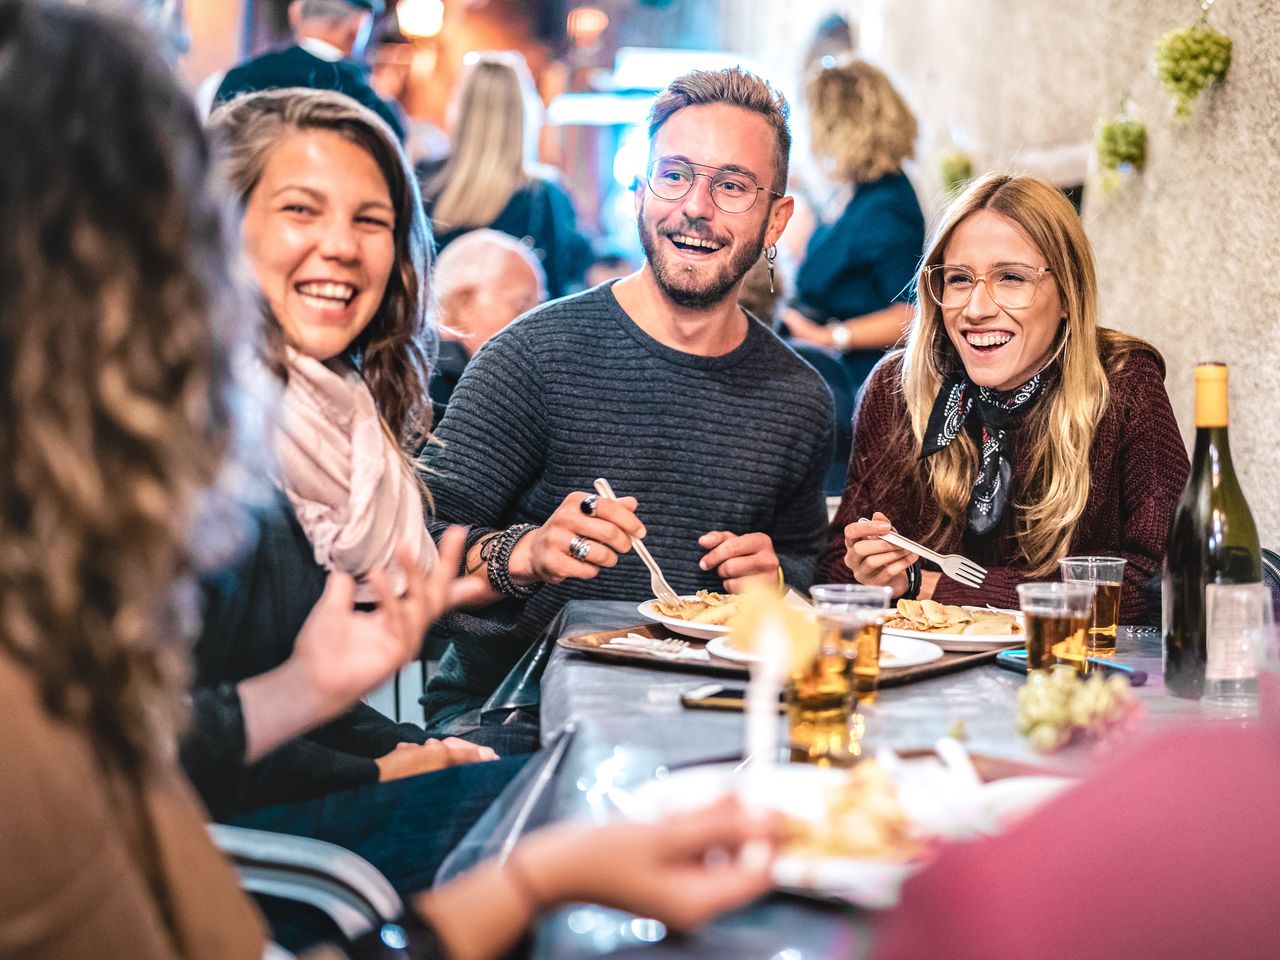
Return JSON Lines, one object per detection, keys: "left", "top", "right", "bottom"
{"left": 704, "top": 633, "right": 944, "bottom": 669}
{"left": 881, "top": 606, "right": 1025, "bottom": 652}
{"left": 636, "top": 597, "right": 733, "bottom": 641}
{"left": 617, "top": 761, "right": 1073, "bottom": 909}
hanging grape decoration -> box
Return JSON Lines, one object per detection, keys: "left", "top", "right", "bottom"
{"left": 1095, "top": 113, "right": 1147, "bottom": 193}
{"left": 939, "top": 150, "right": 974, "bottom": 195}
{"left": 1153, "top": 6, "right": 1232, "bottom": 121}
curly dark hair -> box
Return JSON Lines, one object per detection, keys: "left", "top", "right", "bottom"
{"left": 209, "top": 88, "right": 436, "bottom": 447}
{"left": 0, "top": 1, "right": 237, "bottom": 775}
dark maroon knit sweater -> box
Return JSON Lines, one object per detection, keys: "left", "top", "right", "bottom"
{"left": 819, "top": 347, "right": 1191, "bottom": 623}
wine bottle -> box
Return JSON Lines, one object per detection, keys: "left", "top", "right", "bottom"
{"left": 1163, "top": 363, "right": 1261, "bottom": 699}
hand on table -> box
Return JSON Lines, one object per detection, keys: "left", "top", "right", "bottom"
{"left": 376, "top": 738, "right": 499, "bottom": 782}
{"left": 698, "top": 530, "right": 780, "bottom": 593}
{"left": 509, "top": 491, "right": 645, "bottom": 586}
{"left": 517, "top": 795, "right": 780, "bottom": 932}
{"left": 841, "top": 511, "right": 918, "bottom": 597}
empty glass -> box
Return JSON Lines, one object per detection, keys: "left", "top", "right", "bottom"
{"left": 1202, "top": 582, "right": 1274, "bottom": 720}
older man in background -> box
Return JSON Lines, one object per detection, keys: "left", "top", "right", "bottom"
{"left": 430, "top": 230, "right": 547, "bottom": 419}
{"left": 209, "top": 0, "right": 403, "bottom": 140}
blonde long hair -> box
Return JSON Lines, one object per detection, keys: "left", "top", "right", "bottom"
{"left": 807, "top": 56, "right": 916, "bottom": 184}
{"left": 901, "top": 174, "right": 1158, "bottom": 575}
{"left": 427, "top": 53, "right": 538, "bottom": 234}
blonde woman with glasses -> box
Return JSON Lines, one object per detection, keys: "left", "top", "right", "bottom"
{"left": 423, "top": 52, "right": 589, "bottom": 298}
{"left": 819, "top": 174, "right": 1189, "bottom": 623}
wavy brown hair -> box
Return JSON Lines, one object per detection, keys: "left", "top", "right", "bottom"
{"left": 807, "top": 55, "right": 917, "bottom": 184}
{"left": 210, "top": 88, "right": 435, "bottom": 447}
{"left": 0, "top": 1, "right": 237, "bottom": 774}
{"left": 900, "top": 174, "right": 1160, "bottom": 575}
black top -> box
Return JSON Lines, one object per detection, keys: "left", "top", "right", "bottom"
{"left": 215, "top": 45, "right": 406, "bottom": 142}
{"left": 426, "top": 177, "right": 590, "bottom": 299}
{"left": 181, "top": 493, "right": 428, "bottom": 819}
{"left": 421, "top": 281, "right": 834, "bottom": 724}
{"left": 792, "top": 171, "right": 925, "bottom": 391}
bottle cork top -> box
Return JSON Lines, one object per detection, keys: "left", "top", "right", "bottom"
{"left": 1195, "top": 363, "right": 1229, "bottom": 426}
{"left": 1195, "top": 362, "right": 1229, "bottom": 381}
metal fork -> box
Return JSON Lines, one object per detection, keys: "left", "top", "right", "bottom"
{"left": 593, "top": 478, "right": 685, "bottom": 609}
{"left": 879, "top": 530, "right": 987, "bottom": 589}
{"left": 602, "top": 635, "right": 709, "bottom": 661}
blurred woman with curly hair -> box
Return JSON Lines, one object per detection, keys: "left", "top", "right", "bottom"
{"left": 782, "top": 56, "right": 926, "bottom": 396}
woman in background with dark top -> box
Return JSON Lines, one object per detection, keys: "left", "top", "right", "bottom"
{"left": 422, "top": 52, "right": 589, "bottom": 298}
{"left": 0, "top": 5, "right": 777, "bottom": 957}
{"left": 821, "top": 174, "right": 1188, "bottom": 620}
{"left": 782, "top": 55, "right": 925, "bottom": 395}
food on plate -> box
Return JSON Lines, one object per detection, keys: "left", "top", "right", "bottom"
{"left": 784, "top": 761, "right": 924, "bottom": 861}
{"left": 653, "top": 589, "right": 740, "bottom": 625}
{"left": 884, "top": 599, "right": 1021, "bottom": 636}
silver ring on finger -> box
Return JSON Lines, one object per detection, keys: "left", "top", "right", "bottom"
{"left": 568, "top": 534, "right": 593, "bottom": 562}
{"left": 580, "top": 493, "right": 600, "bottom": 516}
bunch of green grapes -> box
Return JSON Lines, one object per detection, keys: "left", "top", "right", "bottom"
{"left": 1154, "top": 21, "right": 1232, "bottom": 120}
{"left": 939, "top": 151, "right": 974, "bottom": 195}
{"left": 1095, "top": 117, "right": 1147, "bottom": 172}
{"left": 1016, "top": 669, "right": 1139, "bottom": 754}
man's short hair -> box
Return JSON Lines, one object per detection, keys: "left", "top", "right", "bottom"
{"left": 434, "top": 229, "right": 547, "bottom": 305}
{"left": 647, "top": 67, "right": 791, "bottom": 194}
{"left": 298, "top": 0, "right": 376, "bottom": 23}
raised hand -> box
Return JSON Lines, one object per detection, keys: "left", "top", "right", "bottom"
{"left": 697, "top": 530, "right": 780, "bottom": 593}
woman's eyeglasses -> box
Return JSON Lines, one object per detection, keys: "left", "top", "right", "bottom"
{"left": 924, "top": 263, "right": 1053, "bottom": 310}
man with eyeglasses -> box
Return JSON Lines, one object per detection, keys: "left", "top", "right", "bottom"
{"left": 420, "top": 67, "right": 834, "bottom": 731}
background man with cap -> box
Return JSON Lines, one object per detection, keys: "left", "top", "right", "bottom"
{"left": 212, "top": 0, "right": 404, "bottom": 140}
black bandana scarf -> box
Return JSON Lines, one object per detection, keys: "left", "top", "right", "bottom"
{"left": 919, "top": 369, "right": 1046, "bottom": 535}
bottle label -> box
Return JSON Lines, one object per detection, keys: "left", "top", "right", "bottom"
{"left": 1204, "top": 582, "right": 1267, "bottom": 681}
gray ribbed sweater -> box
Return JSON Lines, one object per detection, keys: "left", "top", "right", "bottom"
{"left": 423, "top": 281, "right": 834, "bottom": 724}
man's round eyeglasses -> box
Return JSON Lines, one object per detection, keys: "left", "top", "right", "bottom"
{"left": 923, "top": 263, "right": 1053, "bottom": 310}
{"left": 645, "top": 158, "right": 781, "bottom": 214}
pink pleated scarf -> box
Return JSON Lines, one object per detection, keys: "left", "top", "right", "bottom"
{"left": 275, "top": 351, "right": 435, "bottom": 600}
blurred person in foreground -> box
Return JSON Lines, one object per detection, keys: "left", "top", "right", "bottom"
{"left": 420, "top": 67, "right": 833, "bottom": 729}
{"left": 211, "top": 0, "right": 404, "bottom": 140}
{"left": 430, "top": 228, "right": 547, "bottom": 417}
{"left": 821, "top": 174, "right": 1188, "bottom": 618}
{"left": 0, "top": 4, "right": 778, "bottom": 957}
{"left": 422, "top": 51, "right": 590, "bottom": 298}
{"left": 782, "top": 56, "right": 925, "bottom": 396}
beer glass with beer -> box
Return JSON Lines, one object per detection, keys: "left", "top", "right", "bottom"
{"left": 1058, "top": 556, "right": 1127, "bottom": 655}
{"left": 1016, "top": 582, "right": 1094, "bottom": 673}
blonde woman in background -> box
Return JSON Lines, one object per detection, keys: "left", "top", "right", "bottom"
{"left": 821, "top": 174, "right": 1188, "bottom": 621}
{"left": 782, "top": 55, "right": 925, "bottom": 395}
{"left": 423, "top": 52, "right": 589, "bottom": 297}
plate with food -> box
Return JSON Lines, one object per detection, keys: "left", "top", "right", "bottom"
{"left": 617, "top": 757, "right": 1073, "bottom": 908}
{"left": 881, "top": 599, "right": 1023, "bottom": 651}
{"left": 703, "top": 631, "right": 944, "bottom": 669}
{"left": 636, "top": 590, "right": 742, "bottom": 640}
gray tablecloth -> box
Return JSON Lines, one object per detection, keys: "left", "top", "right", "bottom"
{"left": 442, "top": 600, "right": 1206, "bottom": 959}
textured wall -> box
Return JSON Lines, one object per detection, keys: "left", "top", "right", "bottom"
{"left": 828, "top": 0, "right": 1280, "bottom": 544}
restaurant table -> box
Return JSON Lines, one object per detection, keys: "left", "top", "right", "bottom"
{"left": 437, "top": 600, "right": 1209, "bottom": 959}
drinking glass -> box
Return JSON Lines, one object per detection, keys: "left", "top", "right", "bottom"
{"left": 1201, "top": 582, "right": 1275, "bottom": 720}
{"left": 786, "top": 584, "right": 890, "bottom": 766}
{"left": 1016, "top": 582, "right": 1094, "bottom": 673}
{"left": 1058, "top": 556, "right": 1127, "bottom": 655}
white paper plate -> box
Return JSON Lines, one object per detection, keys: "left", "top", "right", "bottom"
{"left": 617, "top": 761, "right": 1073, "bottom": 908}
{"left": 881, "top": 606, "right": 1025, "bottom": 652}
{"left": 636, "top": 597, "right": 732, "bottom": 641}
{"left": 704, "top": 633, "right": 944, "bottom": 669}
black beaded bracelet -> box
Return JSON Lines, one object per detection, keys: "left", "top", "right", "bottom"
{"left": 487, "top": 523, "right": 541, "bottom": 599}
{"left": 899, "top": 560, "right": 922, "bottom": 602}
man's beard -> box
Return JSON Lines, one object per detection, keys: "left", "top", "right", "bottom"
{"left": 638, "top": 206, "right": 768, "bottom": 311}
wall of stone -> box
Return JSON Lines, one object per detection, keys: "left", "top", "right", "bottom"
{"left": 745, "top": 0, "right": 1280, "bottom": 544}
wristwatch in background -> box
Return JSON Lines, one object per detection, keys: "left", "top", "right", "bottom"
{"left": 829, "top": 321, "right": 852, "bottom": 351}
